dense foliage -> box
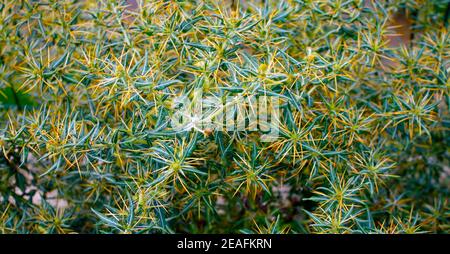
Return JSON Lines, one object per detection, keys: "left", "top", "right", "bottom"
{"left": 0, "top": 0, "right": 449, "bottom": 233}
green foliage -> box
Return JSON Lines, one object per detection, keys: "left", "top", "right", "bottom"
{"left": 0, "top": 0, "right": 449, "bottom": 234}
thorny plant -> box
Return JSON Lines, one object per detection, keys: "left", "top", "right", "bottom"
{"left": 0, "top": 0, "right": 449, "bottom": 234}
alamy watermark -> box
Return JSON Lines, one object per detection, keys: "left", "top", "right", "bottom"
{"left": 169, "top": 89, "right": 280, "bottom": 142}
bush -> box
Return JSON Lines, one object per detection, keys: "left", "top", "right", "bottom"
{"left": 0, "top": 0, "right": 448, "bottom": 233}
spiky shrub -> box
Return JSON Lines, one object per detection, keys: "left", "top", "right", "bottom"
{"left": 0, "top": 0, "right": 449, "bottom": 234}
